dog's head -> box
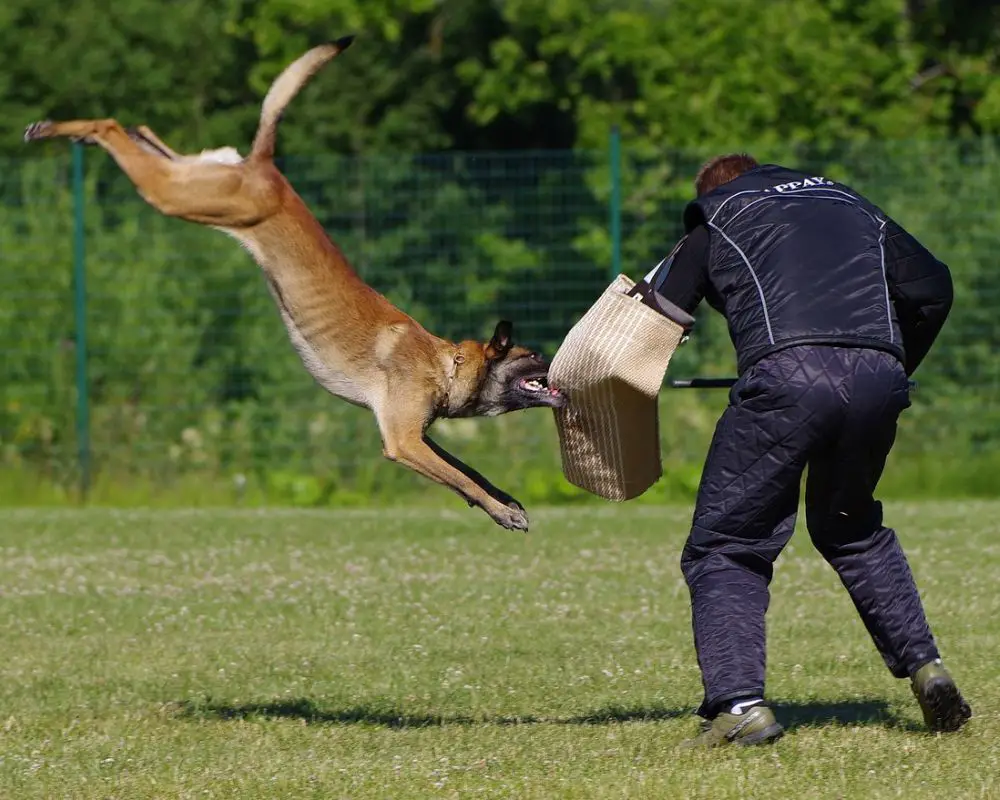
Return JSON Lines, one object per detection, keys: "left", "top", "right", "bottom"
{"left": 453, "top": 321, "right": 566, "bottom": 418}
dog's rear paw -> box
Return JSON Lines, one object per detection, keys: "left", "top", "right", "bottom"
{"left": 23, "top": 120, "right": 53, "bottom": 143}
{"left": 487, "top": 499, "right": 529, "bottom": 533}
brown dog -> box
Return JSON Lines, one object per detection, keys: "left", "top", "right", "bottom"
{"left": 24, "top": 36, "right": 565, "bottom": 531}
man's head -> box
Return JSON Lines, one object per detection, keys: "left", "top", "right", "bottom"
{"left": 695, "top": 153, "right": 760, "bottom": 197}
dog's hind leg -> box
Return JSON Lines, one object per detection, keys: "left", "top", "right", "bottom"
{"left": 125, "top": 125, "right": 182, "bottom": 160}
{"left": 23, "top": 119, "right": 271, "bottom": 226}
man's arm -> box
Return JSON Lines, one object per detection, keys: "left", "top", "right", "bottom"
{"left": 882, "top": 220, "right": 954, "bottom": 375}
{"left": 653, "top": 223, "right": 712, "bottom": 315}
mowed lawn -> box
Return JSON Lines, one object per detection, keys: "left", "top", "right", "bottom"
{"left": 0, "top": 502, "right": 997, "bottom": 799}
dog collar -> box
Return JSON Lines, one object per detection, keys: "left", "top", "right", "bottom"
{"left": 440, "top": 351, "right": 472, "bottom": 415}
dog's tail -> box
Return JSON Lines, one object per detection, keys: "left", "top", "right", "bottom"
{"left": 249, "top": 36, "right": 355, "bottom": 162}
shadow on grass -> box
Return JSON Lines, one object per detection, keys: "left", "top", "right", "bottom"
{"left": 173, "top": 698, "right": 689, "bottom": 728}
{"left": 174, "top": 697, "right": 919, "bottom": 731}
{"left": 773, "top": 698, "right": 922, "bottom": 732}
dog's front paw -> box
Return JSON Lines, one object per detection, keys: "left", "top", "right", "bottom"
{"left": 24, "top": 121, "right": 53, "bottom": 143}
{"left": 486, "top": 498, "right": 529, "bottom": 533}
{"left": 493, "top": 490, "right": 525, "bottom": 513}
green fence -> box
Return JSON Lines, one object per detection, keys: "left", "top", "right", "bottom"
{"left": 1, "top": 136, "right": 998, "bottom": 508}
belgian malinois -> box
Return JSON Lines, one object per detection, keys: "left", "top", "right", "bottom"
{"left": 24, "top": 37, "right": 566, "bottom": 531}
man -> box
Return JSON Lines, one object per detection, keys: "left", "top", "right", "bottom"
{"left": 654, "top": 154, "right": 971, "bottom": 747}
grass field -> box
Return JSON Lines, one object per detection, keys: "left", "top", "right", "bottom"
{"left": 1, "top": 501, "right": 997, "bottom": 799}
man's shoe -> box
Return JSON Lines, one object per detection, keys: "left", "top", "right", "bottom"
{"left": 910, "top": 660, "right": 972, "bottom": 733}
{"left": 682, "top": 705, "right": 784, "bottom": 748}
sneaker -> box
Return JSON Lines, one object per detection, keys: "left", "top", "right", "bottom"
{"left": 910, "top": 660, "right": 972, "bottom": 733}
{"left": 682, "top": 705, "right": 784, "bottom": 748}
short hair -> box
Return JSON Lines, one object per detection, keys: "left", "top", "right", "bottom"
{"left": 694, "top": 153, "right": 760, "bottom": 196}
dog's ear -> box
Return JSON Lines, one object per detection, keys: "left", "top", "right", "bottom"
{"left": 485, "top": 320, "right": 514, "bottom": 361}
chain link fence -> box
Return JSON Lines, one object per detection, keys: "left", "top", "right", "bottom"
{"left": 1, "top": 136, "right": 997, "bottom": 506}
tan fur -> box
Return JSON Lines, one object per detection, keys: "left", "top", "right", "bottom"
{"left": 24, "top": 37, "right": 565, "bottom": 531}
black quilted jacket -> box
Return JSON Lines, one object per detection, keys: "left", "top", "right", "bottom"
{"left": 681, "top": 165, "right": 954, "bottom": 376}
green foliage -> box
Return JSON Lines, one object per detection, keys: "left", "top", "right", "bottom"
{"left": 1, "top": 135, "right": 999, "bottom": 507}
{"left": 458, "top": 0, "right": 925, "bottom": 151}
{"left": 1, "top": 1, "right": 998, "bottom": 506}
{"left": 2, "top": 0, "right": 999, "bottom": 159}
{"left": 0, "top": 0, "right": 261, "bottom": 155}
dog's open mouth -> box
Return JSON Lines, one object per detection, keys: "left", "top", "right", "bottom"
{"left": 517, "top": 375, "right": 566, "bottom": 407}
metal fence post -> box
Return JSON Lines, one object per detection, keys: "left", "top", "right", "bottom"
{"left": 71, "top": 143, "right": 91, "bottom": 500}
{"left": 608, "top": 125, "right": 623, "bottom": 280}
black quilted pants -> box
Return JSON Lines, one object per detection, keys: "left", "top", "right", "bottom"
{"left": 680, "top": 345, "right": 941, "bottom": 718}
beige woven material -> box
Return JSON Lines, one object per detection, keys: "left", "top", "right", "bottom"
{"left": 549, "top": 274, "right": 687, "bottom": 501}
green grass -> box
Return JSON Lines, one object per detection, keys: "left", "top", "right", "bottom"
{"left": 0, "top": 502, "right": 997, "bottom": 799}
